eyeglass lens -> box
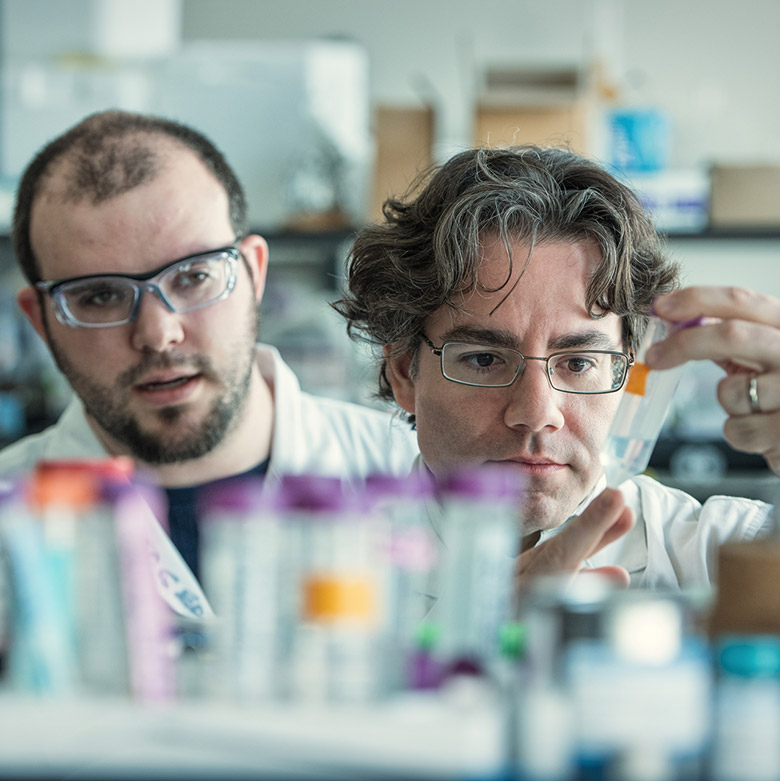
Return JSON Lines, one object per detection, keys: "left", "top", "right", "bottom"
{"left": 55, "top": 254, "right": 234, "bottom": 326}
{"left": 441, "top": 343, "right": 627, "bottom": 392}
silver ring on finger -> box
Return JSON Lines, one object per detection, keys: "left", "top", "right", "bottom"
{"left": 748, "top": 374, "right": 761, "bottom": 413}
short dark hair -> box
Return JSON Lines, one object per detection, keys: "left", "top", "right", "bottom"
{"left": 12, "top": 109, "right": 248, "bottom": 284}
{"left": 333, "top": 145, "right": 680, "bottom": 406}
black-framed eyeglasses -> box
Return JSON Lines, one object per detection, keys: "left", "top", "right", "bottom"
{"left": 35, "top": 243, "right": 241, "bottom": 328}
{"left": 420, "top": 334, "right": 634, "bottom": 394}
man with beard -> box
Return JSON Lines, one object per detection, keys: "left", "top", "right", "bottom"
{"left": 0, "top": 110, "right": 418, "bottom": 615}
{"left": 335, "top": 145, "right": 777, "bottom": 595}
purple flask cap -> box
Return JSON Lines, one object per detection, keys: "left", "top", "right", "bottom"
{"left": 277, "top": 473, "right": 366, "bottom": 513}
{"left": 440, "top": 463, "right": 526, "bottom": 499}
{"left": 200, "top": 475, "right": 271, "bottom": 516}
{"left": 364, "top": 470, "right": 435, "bottom": 500}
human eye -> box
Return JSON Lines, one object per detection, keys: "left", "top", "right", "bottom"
{"left": 169, "top": 260, "right": 216, "bottom": 291}
{"left": 557, "top": 353, "right": 599, "bottom": 375}
{"left": 67, "top": 281, "right": 132, "bottom": 311}
{"left": 551, "top": 351, "right": 614, "bottom": 391}
{"left": 447, "top": 343, "right": 514, "bottom": 381}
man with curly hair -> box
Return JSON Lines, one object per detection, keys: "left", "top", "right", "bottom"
{"left": 335, "top": 145, "right": 774, "bottom": 590}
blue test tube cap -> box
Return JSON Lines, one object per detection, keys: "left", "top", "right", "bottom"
{"left": 717, "top": 635, "right": 780, "bottom": 678}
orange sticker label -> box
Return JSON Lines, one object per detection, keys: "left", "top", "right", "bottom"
{"left": 303, "top": 576, "right": 376, "bottom": 624}
{"left": 625, "top": 362, "right": 650, "bottom": 396}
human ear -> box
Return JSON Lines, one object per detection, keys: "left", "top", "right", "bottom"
{"left": 238, "top": 234, "right": 269, "bottom": 302}
{"left": 17, "top": 287, "right": 49, "bottom": 346}
{"left": 383, "top": 343, "right": 416, "bottom": 415}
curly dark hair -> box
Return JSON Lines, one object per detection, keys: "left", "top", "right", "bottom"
{"left": 12, "top": 109, "right": 248, "bottom": 285}
{"left": 333, "top": 144, "right": 680, "bottom": 407}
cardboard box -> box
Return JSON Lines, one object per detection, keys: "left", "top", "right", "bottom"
{"left": 371, "top": 106, "right": 434, "bottom": 222}
{"left": 709, "top": 540, "right": 780, "bottom": 637}
{"left": 474, "top": 103, "right": 590, "bottom": 153}
{"left": 473, "top": 64, "right": 593, "bottom": 153}
{"left": 709, "top": 164, "right": 780, "bottom": 229}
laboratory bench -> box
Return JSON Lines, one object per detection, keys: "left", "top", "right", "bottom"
{"left": 0, "top": 693, "right": 504, "bottom": 780}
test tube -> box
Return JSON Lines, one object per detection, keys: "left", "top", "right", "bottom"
{"left": 35, "top": 459, "right": 134, "bottom": 695}
{"left": 433, "top": 465, "right": 525, "bottom": 679}
{"left": 1, "top": 479, "right": 77, "bottom": 694}
{"left": 364, "top": 471, "right": 438, "bottom": 693}
{"left": 113, "top": 480, "right": 176, "bottom": 703}
{"left": 283, "top": 474, "right": 389, "bottom": 703}
{"left": 199, "top": 476, "right": 283, "bottom": 702}
{"left": 601, "top": 316, "right": 687, "bottom": 488}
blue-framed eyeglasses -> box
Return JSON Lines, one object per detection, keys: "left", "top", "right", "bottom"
{"left": 420, "top": 334, "right": 634, "bottom": 394}
{"left": 35, "top": 243, "right": 240, "bottom": 328}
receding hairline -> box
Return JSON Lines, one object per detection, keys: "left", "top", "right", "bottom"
{"left": 34, "top": 131, "right": 192, "bottom": 206}
{"left": 27, "top": 137, "right": 230, "bottom": 275}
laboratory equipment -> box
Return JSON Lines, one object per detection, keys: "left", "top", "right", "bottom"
{"left": 433, "top": 465, "right": 524, "bottom": 678}
{"left": 601, "top": 316, "right": 687, "bottom": 488}
{"left": 712, "top": 636, "right": 780, "bottom": 781}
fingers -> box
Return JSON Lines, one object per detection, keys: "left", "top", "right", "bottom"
{"left": 646, "top": 285, "right": 780, "bottom": 477}
{"left": 722, "top": 410, "right": 780, "bottom": 475}
{"left": 717, "top": 372, "right": 780, "bottom": 416}
{"left": 517, "top": 489, "right": 635, "bottom": 580}
{"left": 588, "top": 506, "right": 634, "bottom": 554}
{"left": 716, "top": 369, "right": 780, "bottom": 475}
{"left": 646, "top": 317, "right": 778, "bottom": 372}
{"left": 574, "top": 566, "right": 631, "bottom": 589}
{"left": 648, "top": 286, "right": 780, "bottom": 373}
{"left": 653, "top": 286, "right": 780, "bottom": 329}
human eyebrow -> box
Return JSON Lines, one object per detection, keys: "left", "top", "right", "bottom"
{"left": 549, "top": 330, "right": 620, "bottom": 351}
{"left": 440, "top": 326, "right": 520, "bottom": 349}
{"left": 439, "top": 326, "right": 621, "bottom": 352}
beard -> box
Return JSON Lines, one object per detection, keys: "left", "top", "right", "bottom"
{"left": 45, "top": 304, "right": 259, "bottom": 465}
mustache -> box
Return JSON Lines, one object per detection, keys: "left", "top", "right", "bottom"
{"left": 495, "top": 437, "right": 568, "bottom": 463}
{"left": 119, "top": 352, "right": 218, "bottom": 387}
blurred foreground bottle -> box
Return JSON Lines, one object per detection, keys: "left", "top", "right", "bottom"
{"left": 711, "top": 636, "right": 780, "bottom": 781}
{"left": 709, "top": 482, "right": 780, "bottom": 638}
{"left": 282, "top": 474, "right": 390, "bottom": 703}
{"left": 431, "top": 465, "right": 525, "bottom": 682}
{"left": 364, "top": 471, "right": 438, "bottom": 693}
{"left": 515, "top": 578, "right": 710, "bottom": 781}
{"left": 199, "top": 476, "right": 283, "bottom": 702}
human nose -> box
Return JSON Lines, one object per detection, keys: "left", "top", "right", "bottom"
{"left": 503, "top": 357, "right": 565, "bottom": 432}
{"left": 129, "top": 287, "right": 185, "bottom": 352}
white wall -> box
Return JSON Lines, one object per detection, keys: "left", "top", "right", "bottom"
{"left": 181, "top": 0, "right": 780, "bottom": 301}
{"left": 181, "top": 0, "right": 780, "bottom": 166}
{"left": 2, "top": 0, "right": 181, "bottom": 58}
{"left": 668, "top": 238, "right": 780, "bottom": 299}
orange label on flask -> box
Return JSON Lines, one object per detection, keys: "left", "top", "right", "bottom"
{"left": 625, "top": 362, "right": 650, "bottom": 396}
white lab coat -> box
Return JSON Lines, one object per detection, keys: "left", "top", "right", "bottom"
{"left": 422, "top": 471, "right": 773, "bottom": 616}
{"left": 580, "top": 474, "right": 772, "bottom": 590}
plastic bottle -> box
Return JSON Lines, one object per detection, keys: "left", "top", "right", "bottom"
{"left": 601, "top": 316, "right": 687, "bottom": 487}
{"left": 711, "top": 635, "right": 780, "bottom": 781}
